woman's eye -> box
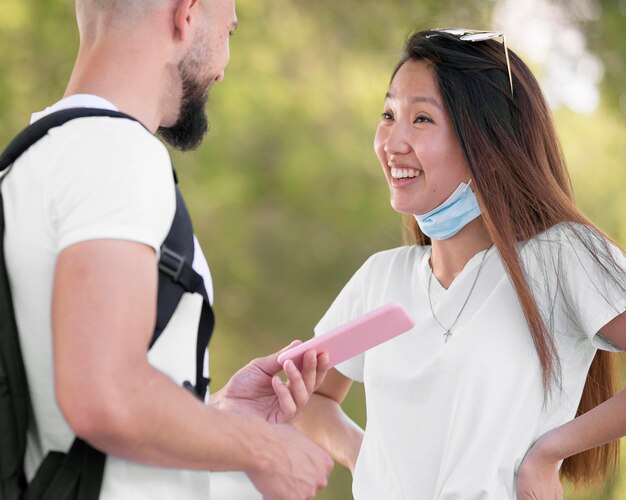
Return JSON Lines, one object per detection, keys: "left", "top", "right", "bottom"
{"left": 381, "top": 111, "right": 394, "bottom": 121}
{"left": 414, "top": 115, "right": 433, "bottom": 124}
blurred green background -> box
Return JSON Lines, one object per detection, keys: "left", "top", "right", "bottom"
{"left": 1, "top": 0, "right": 624, "bottom": 498}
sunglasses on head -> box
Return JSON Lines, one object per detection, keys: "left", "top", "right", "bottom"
{"left": 427, "top": 28, "right": 514, "bottom": 96}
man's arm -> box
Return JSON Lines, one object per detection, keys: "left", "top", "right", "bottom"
{"left": 52, "top": 239, "right": 331, "bottom": 496}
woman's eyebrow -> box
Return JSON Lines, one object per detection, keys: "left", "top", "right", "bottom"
{"left": 385, "top": 92, "right": 442, "bottom": 110}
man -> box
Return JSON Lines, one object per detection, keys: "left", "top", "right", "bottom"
{"left": 1, "top": 0, "right": 333, "bottom": 498}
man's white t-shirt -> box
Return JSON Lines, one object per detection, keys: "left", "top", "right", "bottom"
{"left": 315, "top": 224, "right": 625, "bottom": 500}
{"left": 2, "top": 96, "right": 215, "bottom": 499}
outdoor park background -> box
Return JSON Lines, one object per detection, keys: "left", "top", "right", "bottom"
{"left": 0, "top": 0, "right": 625, "bottom": 498}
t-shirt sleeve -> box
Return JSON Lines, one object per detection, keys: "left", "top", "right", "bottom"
{"left": 313, "top": 256, "right": 374, "bottom": 382}
{"left": 49, "top": 119, "right": 176, "bottom": 253}
{"left": 563, "top": 234, "right": 626, "bottom": 351}
{"left": 557, "top": 227, "right": 626, "bottom": 352}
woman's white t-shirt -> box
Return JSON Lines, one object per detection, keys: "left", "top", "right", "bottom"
{"left": 314, "top": 224, "right": 625, "bottom": 500}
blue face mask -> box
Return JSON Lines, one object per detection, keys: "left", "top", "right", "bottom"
{"left": 413, "top": 180, "right": 482, "bottom": 240}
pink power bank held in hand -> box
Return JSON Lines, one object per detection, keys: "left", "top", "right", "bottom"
{"left": 277, "top": 304, "right": 414, "bottom": 370}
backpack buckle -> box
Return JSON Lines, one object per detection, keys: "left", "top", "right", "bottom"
{"left": 159, "top": 246, "right": 186, "bottom": 282}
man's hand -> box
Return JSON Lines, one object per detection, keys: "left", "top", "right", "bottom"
{"left": 246, "top": 424, "right": 334, "bottom": 500}
{"left": 212, "top": 342, "right": 330, "bottom": 424}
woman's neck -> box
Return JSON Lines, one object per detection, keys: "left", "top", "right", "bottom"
{"left": 429, "top": 217, "right": 493, "bottom": 289}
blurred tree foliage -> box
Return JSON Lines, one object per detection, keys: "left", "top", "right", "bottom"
{"left": 586, "top": 0, "right": 626, "bottom": 116}
{"left": 0, "top": 0, "right": 624, "bottom": 498}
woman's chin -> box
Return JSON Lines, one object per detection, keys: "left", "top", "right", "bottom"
{"left": 389, "top": 201, "right": 417, "bottom": 216}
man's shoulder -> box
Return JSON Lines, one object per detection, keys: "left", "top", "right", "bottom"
{"left": 46, "top": 116, "right": 166, "bottom": 156}
{"left": 8, "top": 115, "right": 175, "bottom": 211}
{"left": 16, "top": 115, "right": 173, "bottom": 180}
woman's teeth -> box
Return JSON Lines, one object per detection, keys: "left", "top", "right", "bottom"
{"left": 390, "top": 168, "right": 422, "bottom": 179}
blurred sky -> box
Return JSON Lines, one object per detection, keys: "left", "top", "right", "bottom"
{"left": 494, "top": 0, "right": 604, "bottom": 113}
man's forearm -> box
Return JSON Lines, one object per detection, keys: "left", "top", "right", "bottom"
{"left": 70, "top": 363, "right": 275, "bottom": 474}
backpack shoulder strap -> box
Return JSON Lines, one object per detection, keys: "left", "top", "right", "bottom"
{"left": 154, "top": 187, "right": 215, "bottom": 400}
{"left": 0, "top": 108, "right": 143, "bottom": 174}
{"left": 0, "top": 108, "right": 142, "bottom": 499}
{"left": 0, "top": 170, "right": 28, "bottom": 500}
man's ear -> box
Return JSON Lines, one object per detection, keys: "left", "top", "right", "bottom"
{"left": 173, "top": 0, "right": 198, "bottom": 42}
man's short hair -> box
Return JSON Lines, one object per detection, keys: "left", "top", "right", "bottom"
{"left": 76, "top": 0, "right": 167, "bottom": 23}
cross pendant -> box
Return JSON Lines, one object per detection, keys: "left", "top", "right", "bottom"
{"left": 444, "top": 330, "right": 452, "bottom": 343}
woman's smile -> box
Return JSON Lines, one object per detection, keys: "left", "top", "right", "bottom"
{"left": 389, "top": 167, "right": 424, "bottom": 188}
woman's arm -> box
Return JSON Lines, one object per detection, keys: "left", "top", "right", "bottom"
{"left": 296, "top": 368, "right": 364, "bottom": 473}
{"left": 517, "top": 312, "right": 626, "bottom": 498}
{"left": 534, "top": 313, "right": 626, "bottom": 458}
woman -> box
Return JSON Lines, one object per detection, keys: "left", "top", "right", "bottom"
{"left": 297, "top": 29, "right": 626, "bottom": 499}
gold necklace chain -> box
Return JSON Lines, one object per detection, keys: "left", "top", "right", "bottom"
{"left": 427, "top": 246, "right": 493, "bottom": 343}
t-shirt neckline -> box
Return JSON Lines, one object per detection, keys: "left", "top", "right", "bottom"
{"left": 30, "top": 94, "right": 118, "bottom": 124}
{"left": 423, "top": 246, "right": 494, "bottom": 293}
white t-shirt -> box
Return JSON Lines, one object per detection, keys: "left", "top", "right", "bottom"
{"left": 315, "top": 224, "right": 625, "bottom": 500}
{"left": 2, "top": 96, "right": 215, "bottom": 499}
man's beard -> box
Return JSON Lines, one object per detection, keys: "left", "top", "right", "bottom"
{"left": 158, "top": 64, "right": 211, "bottom": 152}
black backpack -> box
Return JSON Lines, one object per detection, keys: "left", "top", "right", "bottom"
{"left": 0, "top": 108, "right": 215, "bottom": 500}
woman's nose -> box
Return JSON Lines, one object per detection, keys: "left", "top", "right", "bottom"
{"left": 383, "top": 122, "right": 412, "bottom": 157}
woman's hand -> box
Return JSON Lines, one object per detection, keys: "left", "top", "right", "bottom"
{"left": 212, "top": 341, "right": 330, "bottom": 424}
{"left": 516, "top": 436, "right": 563, "bottom": 500}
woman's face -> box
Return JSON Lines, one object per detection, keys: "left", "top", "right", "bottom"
{"left": 374, "top": 59, "right": 470, "bottom": 215}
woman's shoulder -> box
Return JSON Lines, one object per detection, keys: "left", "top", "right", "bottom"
{"left": 366, "top": 244, "right": 430, "bottom": 267}
{"left": 521, "top": 222, "right": 625, "bottom": 279}
{"left": 354, "top": 245, "right": 430, "bottom": 281}
{"left": 523, "top": 222, "right": 610, "bottom": 256}
{"left": 532, "top": 221, "right": 591, "bottom": 241}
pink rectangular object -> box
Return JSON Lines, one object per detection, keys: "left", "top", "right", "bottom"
{"left": 277, "top": 303, "right": 414, "bottom": 371}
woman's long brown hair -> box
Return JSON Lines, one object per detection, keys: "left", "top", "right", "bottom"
{"left": 396, "top": 30, "right": 625, "bottom": 488}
